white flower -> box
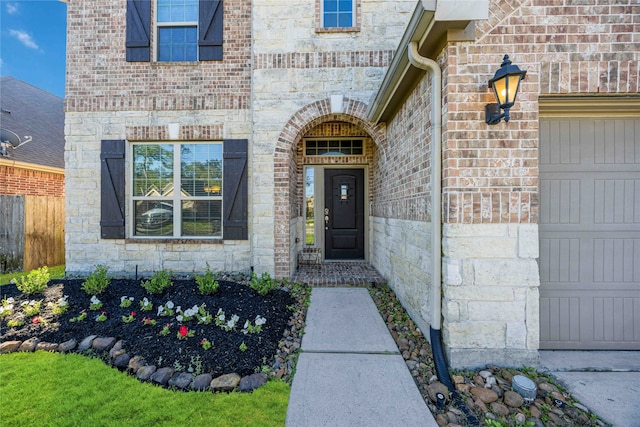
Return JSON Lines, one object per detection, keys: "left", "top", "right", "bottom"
{"left": 176, "top": 315, "right": 183, "bottom": 322}
{"left": 231, "top": 314, "right": 239, "bottom": 323}
{"left": 226, "top": 319, "right": 235, "bottom": 329}
{"left": 216, "top": 308, "right": 223, "bottom": 315}
{"left": 6, "top": 297, "right": 14, "bottom": 304}
{"left": 157, "top": 305, "right": 164, "bottom": 316}
{"left": 59, "top": 296, "right": 69, "bottom": 307}
{"left": 255, "top": 315, "right": 266, "bottom": 326}
{"left": 90, "top": 296, "right": 101, "bottom": 305}
{"left": 166, "top": 301, "right": 174, "bottom": 309}
{"left": 243, "top": 320, "right": 250, "bottom": 329}
{"left": 120, "top": 296, "right": 127, "bottom": 302}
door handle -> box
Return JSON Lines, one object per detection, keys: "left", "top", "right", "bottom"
{"left": 324, "top": 208, "right": 329, "bottom": 230}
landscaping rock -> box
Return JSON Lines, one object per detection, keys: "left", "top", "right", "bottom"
{"left": 136, "top": 365, "right": 157, "bottom": 381}
{"left": 109, "top": 340, "right": 125, "bottom": 358}
{"left": 151, "top": 367, "right": 175, "bottom": 385}
{"left": 490, "top": 402, "right": 510, "bottom": 417}
{"left": 192, "top": 374, "right": 213, "bottom": 391}
{"left": 78, "top": 335, "right": 97, "bottom": 351}
{"left": 211, "top": 373, "right": 241, "bottom": 392}
{"left": 58, "top": 339, "right": 77, "bottom": 352}
{"left": 169, "top": 372, "right": 193, "bottom": 389}
{"left": 504, "top": 390, "right": 525, "bottom": 408}
{"left": 92, "top": 337, "right": 116, "bottom": 352}
{"left": 0, "top": 340, "right": 22, "bottom": 353}
{"left": 470, "top": 386, "right": 499, "bottom": 403}
{"left": 128, "top": 356, "right": 145, "bottom": 373}
{"left": 114, "top": 353, "right": 131, "bottom": 369}
{"left": 239, "top": 373, "right": 267, "bottom": 392}
{"left": 36, "top": 342, "right": 59, "bottom": 352}
{"left": 19, "top": 337, "right": 40, "bottom": 352}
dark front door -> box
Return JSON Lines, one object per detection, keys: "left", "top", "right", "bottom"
{"left": 324, "top": 169, "right": 365, "bottom": 259}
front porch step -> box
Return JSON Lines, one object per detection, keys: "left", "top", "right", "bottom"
{"left": 291, "top": 261, "right": 386, "bottom": 287}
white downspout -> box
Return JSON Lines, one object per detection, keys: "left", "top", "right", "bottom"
{"left": 407, "top": 41, "right": 442, "bottom": 331}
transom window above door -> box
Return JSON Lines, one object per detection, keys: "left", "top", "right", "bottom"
{"left": 305, "top": 139, "right": 364, "bottom": 156}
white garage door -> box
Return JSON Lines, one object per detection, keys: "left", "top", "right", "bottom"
{"left": 539, "top": 112, "right": 640, "bottom": 350}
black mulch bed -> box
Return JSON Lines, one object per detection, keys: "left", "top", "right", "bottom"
{"left": 0, "top": 277, "right": 295, "bottom": 378}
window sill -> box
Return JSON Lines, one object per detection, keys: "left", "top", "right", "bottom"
{"left": 125, "top": 238, "right": 223, "bottom": 244}
{"left": 315, "top": 27, "right": 360, "bottom": 34}
{"left": 151, "top": 61, "right": 200, "bottom": 67}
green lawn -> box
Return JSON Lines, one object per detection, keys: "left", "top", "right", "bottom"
{"left": 0, "top": 351, "right": 289, "bottom": 427}
{"left": 0, "top": 265, "right": 65, "bottom": 286}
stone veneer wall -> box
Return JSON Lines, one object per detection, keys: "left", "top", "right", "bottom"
{"left": 372, "top": 0, "right": 639, "bottom": 367}
{"left": 64, "top": 0, "right": 252, "bottom": 276}
{"left": 65, "top": 112, "right": 251, "bottom": 276}
{"left": 252, "top": 0, "right": 415, "bottom": 277}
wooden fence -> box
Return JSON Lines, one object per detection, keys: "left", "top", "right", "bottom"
{"left": 0, "top": 195, "right": 65, "bottom": 273}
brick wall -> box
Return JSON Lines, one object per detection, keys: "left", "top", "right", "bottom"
{"left": 442, "top": 0, "right": 639, "bottom": 225}
{"left": 65, "top": 0, "right": 251, "bottom": 112}
{"left": 370, "top": 0, "right": 639, "bottom": 367}
{"left": 0, "top": 164, "right": 64, "bottom": 197}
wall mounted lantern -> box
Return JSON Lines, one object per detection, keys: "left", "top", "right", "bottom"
{"left": 485, "top": 55, "right": 527, "bottom": 125}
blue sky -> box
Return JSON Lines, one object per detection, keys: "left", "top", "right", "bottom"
{"left": 1, "top": 0, "right": 67, "bottom": 98}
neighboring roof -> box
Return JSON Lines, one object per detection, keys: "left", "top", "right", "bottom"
{"left": 0, "top": 76, "right": 64, "bottom": 169}
{"left": 367, "top": 0, "right": 489, "bottom": 123}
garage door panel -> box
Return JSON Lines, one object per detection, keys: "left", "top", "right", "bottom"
{"left": 539, "top": 179, "right": 580, "bottom": 224}
{"left": 540, "top": 116, "right": 640, "bottom": 350}
{"left": 593, "top": 238, "right": 639, "bottom": 283}
{"left": 594, "top": 179, "right": 639, "bottom": 224}
{"left": 541, "top": 291, "right": 640, "bottom": 349}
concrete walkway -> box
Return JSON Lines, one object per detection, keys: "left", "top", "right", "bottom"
{"left": 286, "top": 287, "right": 438, "bottom": 427}
{"left": 539, "top": 351, "right": 640, "bottom": 427}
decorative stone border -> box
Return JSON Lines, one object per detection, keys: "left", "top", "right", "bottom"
{"left": 0, "top": 335, "right": 269, "bottom": 392}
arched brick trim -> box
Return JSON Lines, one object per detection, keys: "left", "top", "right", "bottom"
{"left": 273, "top": 97, "right": 386, "bottom": 278}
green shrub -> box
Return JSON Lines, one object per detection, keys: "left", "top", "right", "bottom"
{"left": 250, "top": 272, "right": 279, "bottom": 296}
{"left": 141, "top": 269, "right": 173, "bottom": 295}
{"left": 81, "top": 265, "right": 110, "bottom": 295}
{"left": 14, "top": 266, "right": 50, "bottom": 295}
{"left": 195, "top": 263, "right": 219, "bottom": 295}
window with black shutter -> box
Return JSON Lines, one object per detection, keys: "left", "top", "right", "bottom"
{"left": 121, "top": 139, "right": 247, "bottom": 240}
{"left": 126, "top": 0, "right": 223, "bottom": 62}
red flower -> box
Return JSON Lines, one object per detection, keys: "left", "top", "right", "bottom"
{"left": 32, "top": 316, "right": 40, "bottom": 324}
{"left": 131, "top": 311, "right": 136, "bottom": 317}
{"left": 179, "top": 325, "right": 188, "bottom": 337}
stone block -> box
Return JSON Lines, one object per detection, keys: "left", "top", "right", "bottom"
{"left": 445, "top": 321, "right": 506, "bottom": 349}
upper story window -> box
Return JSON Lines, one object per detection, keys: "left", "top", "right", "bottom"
{"left": 322, "top": 0, "right": 354, "bottom": 28}
{"left": 157, "top": 0, "right": 198, "bottom": 62}
{"left": 126, "top": 0, "right": 224, "bottom": 62}
{"left": 316, "top": 0, "right": 360, "bottom": 33}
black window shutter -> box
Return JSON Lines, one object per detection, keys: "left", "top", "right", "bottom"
{"left": 126, "top": 0, "right": 151, "bottom": 62}
{"left": 223, "top": 139, "right": 248, "bottom": 240}
{"left": 101, "top": 140, "right": 126, "bottom": 239}
{"left": 199, "top": 0, "right": 223, "bottom": 60}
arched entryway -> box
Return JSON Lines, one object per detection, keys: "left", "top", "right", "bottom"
{"left": 273, "top": 97, "right": 385, "bottom": 278}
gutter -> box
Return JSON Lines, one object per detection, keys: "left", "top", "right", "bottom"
{"left": 408, "top": 39, "right": 479, "bottom": 427}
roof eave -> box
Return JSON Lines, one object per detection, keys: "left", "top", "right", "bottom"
{"left": 367, "top": 0, "right": 489, "bottom": 123}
